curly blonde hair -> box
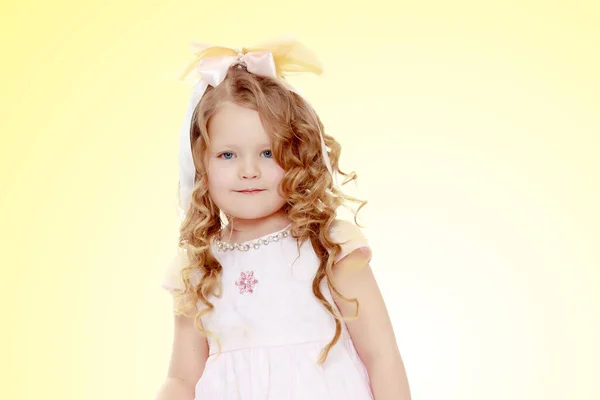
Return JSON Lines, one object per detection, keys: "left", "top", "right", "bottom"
{"left": 174, "top": 65, "right": 366, "bottom": 364}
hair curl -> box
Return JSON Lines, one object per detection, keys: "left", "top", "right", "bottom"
{"left": 173, "top": 65, "right": 366, "bottom": 364}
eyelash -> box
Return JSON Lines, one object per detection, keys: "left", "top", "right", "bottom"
{"left": 218, "top": 150, "right": 273, "bottom": 159}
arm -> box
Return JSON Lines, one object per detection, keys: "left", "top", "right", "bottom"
{"left": 155, "top": 310, "right": 209, "bottom": 400}
{"left": 331, "top": 249, "right": 411, "bottom": 400}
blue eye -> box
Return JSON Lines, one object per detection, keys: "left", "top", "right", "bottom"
{"left": 262, "top": 150, "right": 273, "bottom": 158}
{"left": 219, "top": 152, "right": 234, "bottom": 159}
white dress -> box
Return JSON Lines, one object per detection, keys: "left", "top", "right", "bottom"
{"left": 162, "top": 220, "right": 374, "bottom": 399}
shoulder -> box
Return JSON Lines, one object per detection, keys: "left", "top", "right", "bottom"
{"left": 330, "top": 219, "right": 367, "bottom": 241}
{"left": 161, "top": 245, "right": 203, "bottom": 292}
{"left": 329, "top": 219, "right": 372, "bottom": 264}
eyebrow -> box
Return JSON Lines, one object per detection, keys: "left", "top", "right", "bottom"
{"left": 211, "top": 143, "right": 272, "bottom": 150}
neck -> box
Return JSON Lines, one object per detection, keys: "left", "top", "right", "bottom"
{"left": 222, "top": 210, "right": 290, "bottom": 243}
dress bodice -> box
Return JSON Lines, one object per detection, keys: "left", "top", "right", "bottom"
{"left": 161, "top": 220, "right": 374, "bottom": 399}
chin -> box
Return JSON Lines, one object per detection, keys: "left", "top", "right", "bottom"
{"left": 225, "top": 209, "right": 280, "bottom": 220}
{"left": 217, "top": 199, "right": 286, "bottom": 221}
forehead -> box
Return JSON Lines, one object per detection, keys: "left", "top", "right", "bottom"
{"left": 208, "top": 101, "right": 271, "bottom": 147}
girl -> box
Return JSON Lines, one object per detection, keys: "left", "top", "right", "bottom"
{"left": 156, "top": 39, "right": 411, "bottom": 400}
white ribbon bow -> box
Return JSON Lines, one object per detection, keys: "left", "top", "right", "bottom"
{"left": 177, "top": 42, "right": 332, "bottom": 220}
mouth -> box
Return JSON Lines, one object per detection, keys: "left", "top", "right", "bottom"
{"left": 235, "top": 189, "right": 265, "bottom": 194}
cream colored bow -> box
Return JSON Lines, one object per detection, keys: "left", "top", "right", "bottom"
{"left": 177, "top": 38, "right": 332, "bottom": 220}
{"left": 183, "top": 48, "right": 277, "bottom": 88}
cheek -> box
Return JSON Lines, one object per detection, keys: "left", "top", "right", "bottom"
{"left": 207, "top": 164, "right": 230, "bottom": 191}
{"left": 207, "top": 170, "right": 231, "bottom": 210}
{"left": 266, "top": 164, "right": 285, "bottom": 187}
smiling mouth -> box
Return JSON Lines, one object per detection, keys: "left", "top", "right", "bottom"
{"left": 236, "top": 189, "right": 265, "bottom": 194}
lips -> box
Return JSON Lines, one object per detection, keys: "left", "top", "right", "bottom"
{"left": 236, "top": 189, "right": 265, "bottom": 194}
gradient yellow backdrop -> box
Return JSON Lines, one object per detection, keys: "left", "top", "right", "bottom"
{"left": 1, "top": 0, "right": 598, "bottom": 399}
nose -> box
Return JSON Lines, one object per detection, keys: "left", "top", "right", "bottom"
{"left": 239, "top": 158, "right": 260, "bottom": 180}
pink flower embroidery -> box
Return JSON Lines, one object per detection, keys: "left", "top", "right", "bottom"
{"left": 235, "top": 271, "right": 258, "bottom": 294}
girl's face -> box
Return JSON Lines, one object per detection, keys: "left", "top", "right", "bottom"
{"left": 206, "top": 101, "right": 287, "bottom": 222}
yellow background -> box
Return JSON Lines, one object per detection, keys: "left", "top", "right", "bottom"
{"left": 1, "top": 0, "right": 598, "bottom": 399}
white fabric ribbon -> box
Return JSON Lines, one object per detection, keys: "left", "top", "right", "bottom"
{"left": 178, "top": 44, "right": 332, "bottom": 220}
